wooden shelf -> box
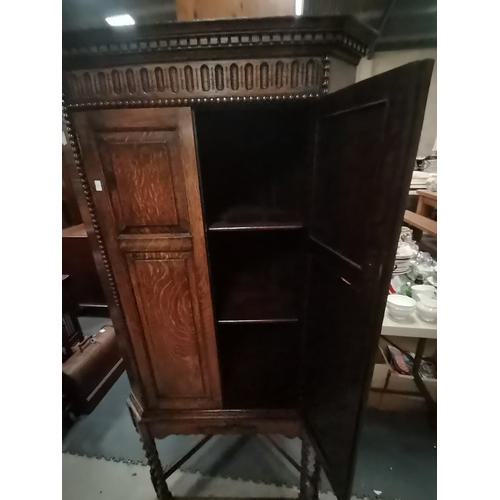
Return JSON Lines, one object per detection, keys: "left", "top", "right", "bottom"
{"left": 209, "top": 221, "right": 303, "bottom": 232}
{"left": 218, "top": 318, "right": 298, "bottom": 324}
{"left": 218, "top": 283, "right": 299, "bottom": 324}
{"left": 209, "top": 206, "right": 303, "bottom": 232}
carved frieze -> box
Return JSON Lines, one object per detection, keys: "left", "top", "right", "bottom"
{"left": 64, "top": 57, "right": 326, "bottom": 103}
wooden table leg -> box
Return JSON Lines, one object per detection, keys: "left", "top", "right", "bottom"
{"left": 416, "top": 195, "right": 426, "bottom": 215}
{"left": 299, "top": 432, "right": 321, "bottom": 500}
{"left": 416, "top": 194, "right": 436, "bottom": 218}
{"left": 310, "top": 456, "right": 321, "bottom": 500}
{"left": 128, "top": 404, "right": 172, "bottom": 500}
{"left": 138, "top": 424, "right": 173, "bottom": 500}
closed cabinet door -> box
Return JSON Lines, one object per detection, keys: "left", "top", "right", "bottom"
{"left": 73, "top": 107, "right": 221, "bottom": 410}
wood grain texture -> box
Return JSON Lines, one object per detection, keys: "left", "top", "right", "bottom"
{"left": 63, "top": 114, "right": 149, "bottom": 406}
{"left": 72, "top": 107, "right": 221, "bottom": 410}
{"left": 128, "top": 253, "right": 205, "bottom": 400}
{"left": 176, "top": 108, "right": 222, "bottom": 404}
{"left": 118, "top": 234, "right": 193, "bottom": 253}
{"left": 97, "top": 131, "right": 179, "bottom": 229}
{"left": 127, "top": 393, "right": 301, "bottom": 438}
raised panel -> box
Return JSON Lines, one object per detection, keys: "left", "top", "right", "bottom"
{"left": 310, "top": 102, "right": 386, "bottom": 268}
{"left": 96, "top": 130, "right": 188, "bottom": 233}
{"left": 72, "top": 108, "right": 222, "bottom": 410}
{"left": 128, "top": 253, "right": 207, "bottom": 401}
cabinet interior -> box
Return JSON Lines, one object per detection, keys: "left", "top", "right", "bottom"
{"left": 195, "top": 104, "right": 311, "bottom": 409}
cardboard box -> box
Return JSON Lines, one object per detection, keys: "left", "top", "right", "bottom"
{"left": 368, "top": 339, "right": 437, "bottom": 410}
{"left": 371, "top": 345, "right": 390, "bottom": 389}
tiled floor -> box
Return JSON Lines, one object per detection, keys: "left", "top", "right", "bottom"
{"left": 66, "top": 315, "right": 437, "bottom": 500}
{"left": 63, "top": 452, "right": 346, "bottom": 500}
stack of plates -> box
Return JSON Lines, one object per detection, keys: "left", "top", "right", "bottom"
{"left": 393, "top": 238, "right": 414, "bottom": 275}
{"left": 410, "top": 171, "right": 430, "bottom": 190}
{"left": 393, "top": 256, "right": 411, "bottom": 275}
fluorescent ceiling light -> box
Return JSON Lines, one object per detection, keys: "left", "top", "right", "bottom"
{"left": 295, "top": 0, "right": 304, "bottom": 16}
{"left": 105, "top": 14, "right": 135, "bottom": 27}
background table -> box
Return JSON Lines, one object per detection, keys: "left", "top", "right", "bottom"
{"left": 379, "top": 304, "right": 437, "bottom": 415}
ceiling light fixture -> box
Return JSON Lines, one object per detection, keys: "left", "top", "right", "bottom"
{"left": 105, "top": 14, "right": 135, "bottom": 27}
{"left": 295, "top": 0, "right": 304, "bottom": 16}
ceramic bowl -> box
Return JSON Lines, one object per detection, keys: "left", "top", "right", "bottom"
{"left": 416, "top": 296, "right": 437, "bottom": 322}
{"left": 386, "top": 295, "right": 416, "bottom": 320}
{"left": 411, "top": 284, "right": 436, "bottom": 299}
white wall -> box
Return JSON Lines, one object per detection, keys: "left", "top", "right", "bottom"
{"left": 356, "top": 49, "right": 437, "bottom": 158}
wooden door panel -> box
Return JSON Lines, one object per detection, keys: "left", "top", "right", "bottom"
{"left": 127, "top": 252, "right": 209, "bottom": 404}
{"left": 310, "top": 101, "right": 387, "bottom": 267}
{"left": 96, "top": 130, "right": 184, "bottom": 231}
{"left": 73, "top": 107, "right": 222, "bottom": 410}
{"left": 304, "top": 60, "right": 434, "bottom": 500}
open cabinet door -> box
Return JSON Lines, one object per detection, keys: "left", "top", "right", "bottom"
{"left": 303, "top": 60, "right": 434, "bottom": 500}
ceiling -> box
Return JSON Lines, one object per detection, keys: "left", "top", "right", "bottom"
{"left": 62, "top": 0, "right": 436, "bottom": 52}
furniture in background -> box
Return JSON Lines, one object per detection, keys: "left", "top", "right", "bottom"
{"left": 63, "top": 16, "right": 433, "bottom": 500}
{"left": 370, "top": 309, "right": 437, "bottom": 414}
{"left": 63, "top": 275, "right": 123, "bottom": 419}
{"left": 404, "top": 190, "right": 437, "bottom": 240}
{"left": 62, "top": 275, "right": 84, "bottom": 361}
{"left": 63, "top": 150, "right": 83, "bottom": 229}
{"left": 63, "top": 325, "right": 124, "bottom": 416}
{"left": 416, "top": 189, "right": 437, "bottom": 218}
{"left": 63, "top": 130, "right": 107, "bottom": 308}
{"left": 62, "top": 224, "right": 107, "bottom": 308}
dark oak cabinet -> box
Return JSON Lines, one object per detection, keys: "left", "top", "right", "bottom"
{"left": 63, "top": 16, "right": 433, "bottom": 500}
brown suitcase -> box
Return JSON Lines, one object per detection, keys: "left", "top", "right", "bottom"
{"left": 62, "top": 325, "right": 124, "bottom": 415}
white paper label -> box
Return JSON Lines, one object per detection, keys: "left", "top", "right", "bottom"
{"left": 94, "top": 180, "right": 103, "bottom": 191}
{"left": 62, "top": 131, "right": 67, "bottom": 145}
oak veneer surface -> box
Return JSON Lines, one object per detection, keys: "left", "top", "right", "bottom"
{"left": 73, "top": 107, "right": 222, "bottom": 410}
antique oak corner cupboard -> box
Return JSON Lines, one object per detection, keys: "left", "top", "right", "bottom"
{"left": 63, "top": 16, "right": 433, "bottom": 500}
